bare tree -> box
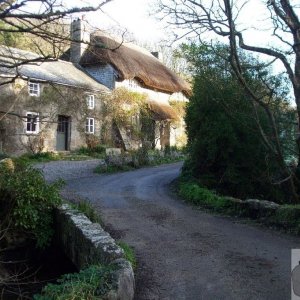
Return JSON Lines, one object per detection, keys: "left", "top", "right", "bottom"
{"left": 157, "top": 0, "right": 300, "bottom": 201}
{"left": 0, "top": 0, "right": 113, "bottom": 76}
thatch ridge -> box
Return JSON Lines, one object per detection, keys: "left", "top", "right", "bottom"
{"left": 80, "top": 32, "right": 191, "bottom": 96}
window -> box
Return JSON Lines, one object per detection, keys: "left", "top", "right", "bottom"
{"left": 28, "top": 82, "right": 40, "bottom": 96}
{"left": 26, "top": 112, "right": 39, "bottom": 133}
{"left": 128, "top": 79, "right": 138, "bottom": 89}
{"left": 87, "top": 94, "right": 95, "bottom": 109}
{"left": 86, "top": 118, "right": 94, "bottom": 134}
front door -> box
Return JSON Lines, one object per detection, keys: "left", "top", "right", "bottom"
{"left": 56, "top": 115, "right": 70, "bottom": 151}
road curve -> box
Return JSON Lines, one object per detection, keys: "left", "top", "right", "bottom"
{"left": 62, "top": 162, "right": 300, "bottom": 300}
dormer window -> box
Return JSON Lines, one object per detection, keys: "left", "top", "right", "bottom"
{"left": 87, "top": 94, "right": 95, "bottom": 109}
{"left": 28, "top": 82, "right": 40, "bottom": 97}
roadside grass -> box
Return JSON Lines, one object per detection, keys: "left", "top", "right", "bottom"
{"left": 117, "top": 242, "right": 137, "bottom": 270}
{"left": 34, "top": 264, "right": 117, "bottom": 300}
{"left": 34, "top": 199, "right": 136, "bottom": 299}
{"left": 178, "top": 177, "right": 300, "bottom": 235}
{"left": 69, "top": 199, "right": 103, "bottom": 225}
{"left": 178, "top": 179, "right": 244, "bottom": 215}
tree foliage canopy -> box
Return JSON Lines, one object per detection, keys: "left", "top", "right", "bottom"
{"left": 182, "top": 43, "right": 296, "bottom": 202}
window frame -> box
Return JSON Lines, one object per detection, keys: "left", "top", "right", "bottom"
{"left": 87, "top": 94, "right": 95, "bottom": 109}
{"left": 26, "top": 112, "right": 39, "bottom": 134}
{"left": 28, "top": 81, "right": 40, "bottom": 97}
{"left": 85, "top": 117, "right": 95, "bottom": 134}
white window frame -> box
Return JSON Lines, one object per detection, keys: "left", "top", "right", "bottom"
{"left": 128, "top": 79, "right": 138, "bottom": 89}
{"left": 26, "top": 112, "right": 39, "bottom": 134}
{"left": 28, "top": 81, "right": 40, "bottom": 97}
{"left": 86, "top": 117, "right": 95, "bottom": 134}
{"left": 87, "top": 94, "right": 95, "bottom": 109}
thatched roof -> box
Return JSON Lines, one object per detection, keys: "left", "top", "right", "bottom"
{"left": 80, "top": 32, "right": 191, "bottom": 96}
{"left": 148, "top": 100, "right": 179, "bottom": 121}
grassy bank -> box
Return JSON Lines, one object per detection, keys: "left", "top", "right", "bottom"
{"left": 178, "top": 179, "right": 300, "bottom": 235}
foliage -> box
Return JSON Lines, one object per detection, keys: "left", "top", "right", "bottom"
{"left": 178, "top": 178, "right": 300, "bottom": 234}
{"left": 104, "top": 88, "right": 155, "bottom": 145}
{"left": 0, "top": 152, "right": 9, "bottom": 160}
{"left": 158, "top": 0, "right": 300, "bottom": 202}
{"left": 0, "top": 21, "right": 26, "bottom": 48}
{"left": 34, "top": 264, "right": 117, "bottom": 300}
{"left": 169, "top": 99, "right": 187, "bottom": 122}
{"left": 76, "top": 145, "right": 106, "bottom": 159}
{"left": 95, "top": 148, "right": 184, "bottom": 174}
{"left": 18, "top": 152, "right": 60, "bottom": 163}
{"left": 117, "top": 242, "right": 137, "bottom": 270}
{"left": 0, "top": 159, "right": 63, "bottom": 248}
{"left": 71, "top": 200, "right": 102, "bottom": 225}
{"left": 107, "top": 87, "right": 148, "bottom": 127}
{"left": 182, "top": 43, "right": 294, "bottom": 202}
{"left": 131, "top": 145, "right": 150, "bottom": 167}
{"left": 178, "top": 180, "right": 240, "bottom": 213}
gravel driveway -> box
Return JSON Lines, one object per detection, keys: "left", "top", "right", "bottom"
{"left": 40, "top": 161, "right": 300, "bottom": 300}
{"left": 36, "top": 159, "right": 104, "bottom": 182}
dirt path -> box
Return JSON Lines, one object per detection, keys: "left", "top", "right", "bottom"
{"left": 55, "top": 162, "right": 300, "bottom": 299}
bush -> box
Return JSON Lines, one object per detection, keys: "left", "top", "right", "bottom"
{"left": 34, "top": 264, "right": 117, "bottom": 300}
{"left": 0, "top": 160, "right": 63, "bottom": 248}
{"left": 0, "top": 153, "right": 9, "bottom": 160}
{"left": 76, "top": 145, "right": 106, "bottom": 158}
{"left": 19, "top": 151, "right": 59, "bottom": 163}
{"left": 270, "top": 205, "right": 300, "bottom": 233}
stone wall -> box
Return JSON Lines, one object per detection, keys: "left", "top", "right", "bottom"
{"left": 0, "top": 79, "right": 105, "bottom": 155}
{"left": 55, "top": 204, "right": 135, "bottom": 300}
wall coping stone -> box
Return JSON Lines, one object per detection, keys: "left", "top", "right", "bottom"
{"left": 54, "top": 203, "right": 135, "bottom": 300}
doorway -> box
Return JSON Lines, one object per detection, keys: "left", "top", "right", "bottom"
{"left": 56, "top": 115, "right": 70, "bottom": 151}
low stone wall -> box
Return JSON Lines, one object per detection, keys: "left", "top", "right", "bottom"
{"left": 54, "top": 204, "right": 135, "bottom": 300}
{"left": 222, "top": 196, "right": 300, "bottom": 233}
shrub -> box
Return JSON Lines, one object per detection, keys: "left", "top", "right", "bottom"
{"left": 0, "top": 160, "right": 63, "bottom": 248}
{"left": 76, "top": 145, "right": 106, "bottom": 158}
{"left": 270, "top": 205, "right": 300, "bottom": 233}
{"left": 34, "top": 264, "right": 117, "bottom": 300}
{"left": 19, "top": 152, "right": 59, "bottom": 163}
{"left": 182, "top": 43, "right": 294, "bottom": 203}
{"left": 0, "top": 153, "right": 9, "bottom": 160}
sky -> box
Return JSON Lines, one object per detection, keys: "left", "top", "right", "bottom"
{"left": 76, "top": 0, "right": 163, "bottom": 42}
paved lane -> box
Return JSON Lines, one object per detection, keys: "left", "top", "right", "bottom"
{"left": 62, "top": 162, "right": 300, "bottom": 300}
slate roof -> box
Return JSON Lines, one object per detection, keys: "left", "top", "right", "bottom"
{"left": 0, "top": 46, "right": 109, "bottom": 92}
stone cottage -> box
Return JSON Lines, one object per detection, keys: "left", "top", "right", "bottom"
{"left": 0, "top": 46, "right": 109, "bottom": 155}
{"left": 64, "top": 19, "right": 190, "bottom": 150}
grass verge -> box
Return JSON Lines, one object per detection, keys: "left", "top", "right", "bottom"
{"left": 117, "top": 242, "right": 137, "bottom": 270}
{"left": 34, "top": 264, "right": 117, "bottom": 300}
{"left": 178, "top": 178, "right": 300, "bottom": 235}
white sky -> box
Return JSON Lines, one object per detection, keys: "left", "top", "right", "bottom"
{"left": 76, "top": 0, "right": 164, "bottom": 42}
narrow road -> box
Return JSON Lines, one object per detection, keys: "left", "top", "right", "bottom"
{"left": 60, "top": 162, "right": 300, "bottom": 300}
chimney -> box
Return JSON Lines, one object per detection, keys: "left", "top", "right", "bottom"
{"left": 151, "top": 51, "right": 162, "bottom": 61}
{"left": 70, "top": 18, "right": 90, "bottom": 64}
